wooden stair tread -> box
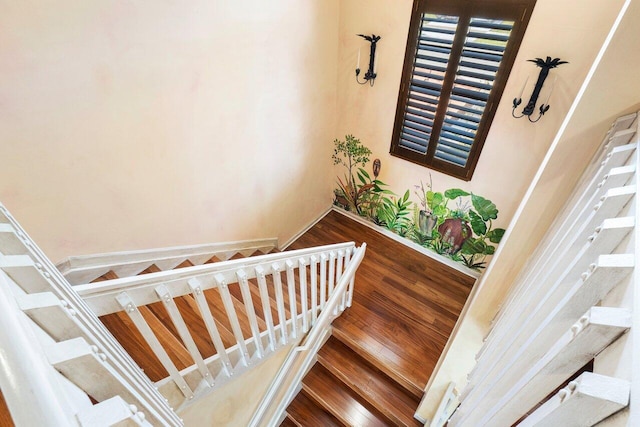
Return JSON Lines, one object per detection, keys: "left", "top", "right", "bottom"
{"left": 226, "top": 283, "right": 268, "bottom": 333}
{"left": 280, "top": 415, "right": 300, "bottom": 427}
{"left": 179, "top": 294, "right": 237, "bottom": 351}
{"left": 285, "top": 389, "right": 344, "bottom": 427}
{"left": 203, "top": 288, "right": 241, "bottom": 348}
{"left": 174, "top": 296, "right": 217, "bottom": 358}
{"left": 99, "top": 311, "right": 169, "bottom": 381}
{"left": 138, "top": 305, "right": 193, "bottom": 369}
{"left": 303, "top": 364, "right": 388, "bottom": 427}
{"left": 318, "top": 336, "right": 421, "bottom": 426}
{"left": 332, "top": 325, "right": 424, "bottom": 399}
{"left": 0, "top": 390, "right": 14, "bottom": 427}
{"left": 338, "top": 296, "right": 446, "bottom": 379}
{"left": 172, "top": 260, "right": 195, "bottom": 269}
{"left": 91, "top": 270, "right": 119, "bottom": 282}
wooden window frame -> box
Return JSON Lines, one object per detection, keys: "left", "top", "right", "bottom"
{"left": 390, "top": 0, "right": 536, "bottom": 181}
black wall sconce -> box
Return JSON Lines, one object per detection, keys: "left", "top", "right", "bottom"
{"left": 512, "top": 56, "right": 568, "bottom": 122}
{"left": 355, "top": 34, "right": 381, "bottom": 86}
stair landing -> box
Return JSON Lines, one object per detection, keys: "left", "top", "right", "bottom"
{"left": 284, "top": 209, "right": 476, "bottom": 425}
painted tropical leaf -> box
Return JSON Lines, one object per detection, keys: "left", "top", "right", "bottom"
{"left": 471, "top": 194, "right": 498, "bottom": 221}
{"left": 469, "top": 210, "right": 487, "bottom": 236}
{"left": 444, "top": 188, "right": 470, "bottom": 200}
{"left": 359, "top": 168, "right": 371, "bottom": 180}
{"left": 461, "top": 237, "right": 486, "bottom": 255}
{"left": 484, "top": 245, "right": 496, "bottom": 255}
{"left": 427, "top": 191, "right": 444, "bottom": 210}
{"left": 487, "top": 228, "right": 506, "bottom": 243}
{"left": 433, "top": 205, "right": 448, "bottom": 217}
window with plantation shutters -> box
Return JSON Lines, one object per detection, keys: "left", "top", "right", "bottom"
{"left": 390, "top": 0, "right": 535, "bottom": 181}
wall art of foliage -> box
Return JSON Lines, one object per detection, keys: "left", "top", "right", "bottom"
{"left": 332, "top": 135, "right": 505, "bottom": 270}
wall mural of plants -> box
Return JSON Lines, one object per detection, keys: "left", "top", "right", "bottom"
{"left": 332, "top": 135, "right": 505, "bottom": 271}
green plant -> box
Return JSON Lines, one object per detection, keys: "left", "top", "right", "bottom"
{"left": 332, "top": 135, "right": 390, "bottom": 217}
{"left": 332, "top": 135, "right": 371, "bottom": 195}
{"left": 414, "top": 176, "right": 433, "bottom": 212}
{"left": 377, "top": 190, "right": 412, "bottom": 236}
{"left": 459, "top": 193, "right": 506, "bottom": 269}
{"left": 331, "top": 138, "right": 507, "bottom": 271}
{"left": 410, "top": 184, "right": 506, "bottom": 270}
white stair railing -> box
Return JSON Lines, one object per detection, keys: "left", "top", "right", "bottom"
{"left": 448, "top": 111, "right": 638, "bottom": 426}
{"left": 56, "top": 238, "right": 278, "bottom": 285}
{"left": 73, "top": 241, "right": 364, "bottom": 411}
{"left": 0, "top": 204, "right": 182, "bottom": 426}
{"left": 249, "top": 243, "right": 367, "bottom": 427}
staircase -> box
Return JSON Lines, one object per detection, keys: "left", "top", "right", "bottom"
{"left": 0, "top": 203, "right": 366, "bottom": 426}
{"left": 71, "top": 240, "right": 366, "bottom": 417}
{"left": 278, "top": 211, "right": 477, "bottom": 426}
{"left": 284, "top": 335, "right": 422, "bottom": 426}
{"left": 84, "top": 250, "right": 282, "bottom": 385}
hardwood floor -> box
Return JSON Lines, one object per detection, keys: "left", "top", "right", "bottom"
{"left": 283, "top": 210, "right": 475, "bottom": 425}
{"left": 0, "top": 391, "right": 14, "bottom": 427}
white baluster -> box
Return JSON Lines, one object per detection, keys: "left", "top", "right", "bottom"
{"left": 319, "top": 253, "right": 328, "bottom": 310}
{"left": 309, "top": 255, "right": 318, "bottom": 325}
{"left": 271, "top": 263, "right": 288, "bottom": 344}
{"left": 285, "top": 260, "right": 298, "bottom": 339}
{"left": 187, "top": 278, "right": 233, "bottom": 377}
{"left": 298, "top": 258, "right": 309, "bottom": 333}
{"left": 255, "top": 266, "right": 277, "bottom": 351}
{"left": 343, "top": 247, "right": 354, "bottom": 308}
{"left": 236, "top": 270, "right": 264, "bottom": 359}
{"left": 214, "top": 274, "right": 250, "bottom": 366}
{"left": 328, "top": 251, "right": 337, "bottom": 297}
{"left": 516, "top": 373, "right": 630, "bottom": 427}
{"left": 115, "top": 292, "right": 194, "bottom": 399}
{"left": 334, "top": 251, "right": 344, "bottom": 315}
{"left": 155, "top": 284, "right": 214, "bottom": 387}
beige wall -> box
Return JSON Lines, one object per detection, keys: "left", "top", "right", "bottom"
{"left": 335, "top": 0, "right": 624, "bottom": 236}
{"left": 418, "top": 0, "right": 640, "bottom": 421}
{"left": 0, "top": 1, "right": 339, "bottom": 262}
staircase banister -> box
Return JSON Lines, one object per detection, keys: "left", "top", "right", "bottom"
{"left": 249, "top": 243, "right": 367, "bottom": 427}
{"left": 75, "top": 242, "right": 356, "bottom": 316}
{"left": 0, "top": 204, "right": 183, "bottom": 426}
{"left": 0, "top": 273, "right": 81, "bottom": 426}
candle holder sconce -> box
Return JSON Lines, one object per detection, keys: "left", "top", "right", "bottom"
{"left": 356, "top": 34, "right": 381, "bottom": 86}
{"left": 512, "top": 56, "right": 568, "bottom": 123}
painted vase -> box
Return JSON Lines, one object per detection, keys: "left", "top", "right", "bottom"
{"left": 438, "top": 218, "right": 472, "bottom": 254}
{"left": 418, "top": 210, "right": 437, "bottom": 235}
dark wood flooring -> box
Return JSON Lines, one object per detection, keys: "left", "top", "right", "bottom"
{"left": 283, "top": 210, "right": 475, "bottom": 425}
